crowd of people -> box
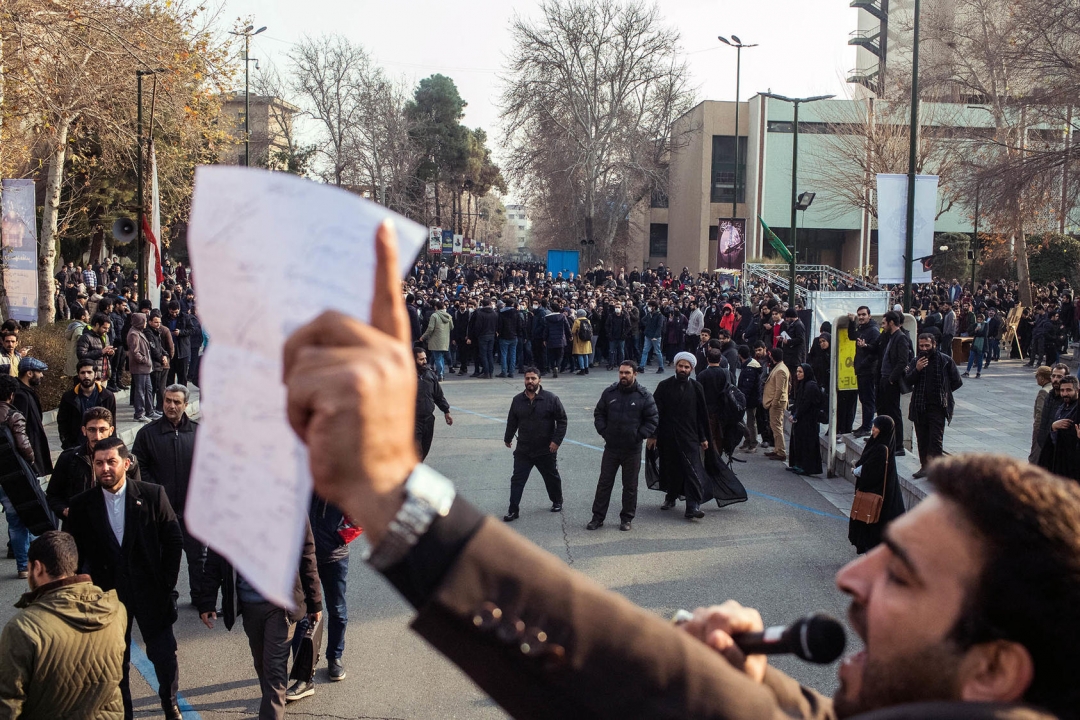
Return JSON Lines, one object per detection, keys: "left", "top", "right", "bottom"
{"left": 1, "top": 248, "right": 1079, "bottom": 719}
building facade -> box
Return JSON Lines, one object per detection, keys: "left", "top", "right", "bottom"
{"left": 631, "top": 97, "right": 1011, "bottom": 276}
{"left": 219, "top": 94, "right": 301, "bottom": 169}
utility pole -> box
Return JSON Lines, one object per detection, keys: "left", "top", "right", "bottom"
{"left": 759, "top": 93, "right": 834, "bottom": 303}
{"left": 971, "top": 182, "right": 979, "bottom": 293}
{"left": 718, "top": 36, "right": 757, "bottom": 221}
{"left": 229, "top": 25, "right": 267, "bottom": 167}
{"left": 903, "top": 0, "right": 921, "bottom": 310}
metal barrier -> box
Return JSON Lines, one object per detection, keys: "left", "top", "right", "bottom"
{"left": 743, "top": 264, "right": 883, "bottom": 298}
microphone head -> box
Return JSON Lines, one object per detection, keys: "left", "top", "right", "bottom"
{"left": 797, "top": 614, "right": 847, "bottom": 664}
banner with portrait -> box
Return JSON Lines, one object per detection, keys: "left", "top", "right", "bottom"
{"left": 716, "top": 218, "right": 746, "bottom": 271}
{"left": 441, "top": 229, "right": 454, "bottom": 255}
{"left": 428, "top": 227, "right": 442, "bottom": 253}
{"left": 2, "top": 179, "right": 39, "bottom": 322}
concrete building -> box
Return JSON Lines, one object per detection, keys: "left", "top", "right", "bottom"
{"left": 504, "top": 203, "right": 534, "bottom": 259}
{"left": 631, "top": 98, "right": 1001, "bottom": 275}
{"left": 219, "top": 94, "right": 301, "bottom": 169}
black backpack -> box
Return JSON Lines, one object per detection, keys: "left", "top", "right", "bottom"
{"left": 721, "top": 384, "right": 747, "bottom": 424}
{"left": 577, "top": 318, "right": 593, "bottom": 342}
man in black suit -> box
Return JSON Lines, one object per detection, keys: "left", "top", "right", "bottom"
{"left": 66, "top": 437, "right": 184, "bottom": 720}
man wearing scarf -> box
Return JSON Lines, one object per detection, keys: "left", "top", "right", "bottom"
{"left": 904, "top": 333, "right": 962, "bottom": 479}
{"left": 648, "top": 352, "right": 746, "bottom": 519}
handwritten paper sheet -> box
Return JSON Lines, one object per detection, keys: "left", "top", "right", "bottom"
{"left": 185, "top": 166, "right": 426, "bottom": 607}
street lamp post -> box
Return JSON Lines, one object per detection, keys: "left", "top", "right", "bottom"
{"left": 135, "top": 67, "right": 166, "bottom": 301}
{"left": 971, "top": 182, "right": 979, "bottom": 292}
{"left": 903, "top": 0, "right": 922, "bottom": 310}
{"left": 718, "top": 36, "right": 757, "bottom": 221}
{"left": 759, "top": 93, "right": 835, "bottom": 302}
{"left": 229, "top": 25, "right": 267, "bottom": 167}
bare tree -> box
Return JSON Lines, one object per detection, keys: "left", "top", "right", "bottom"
{"left": 289, "top": 35, "right": 368, "bottom": 187}
{"left": 499, "top": 0, "right": 696, "bottom": 261}
{"left": 805, "top": 99, "right": 964, "bottom": 223}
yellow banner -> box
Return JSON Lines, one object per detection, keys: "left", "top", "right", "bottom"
{"left": 837, "top": 329, "right": 858, "bottom": 391}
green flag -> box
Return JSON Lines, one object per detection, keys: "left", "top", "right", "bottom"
{"left": 758, "top": 216, "right": 793, "bottom": 262}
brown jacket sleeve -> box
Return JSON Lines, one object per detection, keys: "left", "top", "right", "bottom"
{"left": 409, "top": 517, "right": 835, "bottom": 720}
{"left": 2, "top": 407, "right": 34, "bottom": 464}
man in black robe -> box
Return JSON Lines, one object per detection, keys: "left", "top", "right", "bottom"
{"left": 1039, "top": 375, "right": 1080, "bottom": 481}
{"left": 648, "top": 352, "right": 746, "bottom": 520}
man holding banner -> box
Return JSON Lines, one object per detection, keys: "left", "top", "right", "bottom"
{"left": 847, "top": 307, "right": 880, "bottom": 437}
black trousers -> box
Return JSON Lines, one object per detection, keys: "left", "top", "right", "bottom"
{"left": 546, "top": 347, "right": 564, "bottom": 373}
{"left": 151, "top": 368, "right": 167, "bottom": 411}
{"left": 415, "top": 414, "right": 436, "bottom": 461}
{"left": 856, "top": 373, "right": 877, "bottom": 431}
{"left": 532, "top": 339, "right": 547, "bottom": 371}
{"left": 121, "top": 616, "right": 178, "bottom": 718}
{"left": 913, "top": 405, "right": 947, "bottom": 468}
{"left": 877, "top": 382, "right": 904, "bottom": 449}
{"left": 167, "top": 357, "right": 188, "bottom": 386}
{"left": 509, "top": 452, "right": 563, "bottom": 513}
{"left": 179, "top": 516, "right": 207, "bottom": 603}
{"left": 240, "top": 601, "right": 294, "bottom": 720}
{"left": 837, "top": 390, "right": 859, "bottom": 435}
{"left": 591, "top": 447, "right": 641, "bottom": 523}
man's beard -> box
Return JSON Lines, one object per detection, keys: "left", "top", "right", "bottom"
{"left": 675, "top": 370, "right": 691, "bottom": 382}
{"left": 833, "top": 642, "right": 963, "bottom": 718}
{"left": 80, "top": 379, "right": 94, "bottom": 389}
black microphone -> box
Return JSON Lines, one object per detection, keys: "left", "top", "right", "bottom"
{"left": 731, "top": 614, "right": 846, "bottom": 664}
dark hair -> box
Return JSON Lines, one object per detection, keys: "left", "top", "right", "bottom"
{"left": 149, "top": 309, "right": 162, "bottom": 320}
{"left": 413, "top": 346, "right": 426, "bottom": 358}
{"left": 619, "top": 360, "right": 637, "bottom": 370}
{"left": 1060, "top": 375, "right": 1079, "bottom": 389}
{"left": 92, "top": 436, "right": 130, "bottom": 460}
{"left": 167, "top": 300, "right": 181, "bottom": 312}
{"left": 753, "top": 341, "right": 767, "bottom": 351}
{"left": 737, "top": 344, "right": 751, "bottom": 360}
{"left": 28, "top": 531, "right": 79, "bottom": 578}
{"left": 707, "top": 347, "right": 724, "bottom": 364}
{"left": 522, "top": 365, "right": 540, "bottom": 377}
{"left": 784, "top": 308, "right": 798, "bottom": 318}
{"left": 770, "top": 347, "right": 783, "bottom": 363}
{"left": 76, "top": 359, "right": 96, "bottom": 372}
{"left": 917, "top": 332, "right": 937, "bottom": 345}
{"left": 83, "top": 406, "right": 114, "bottom": 427}
{"left": 857, "top": 305, "right": 871, "bottom": 314}
{"left": 90, "top": 312, "right": 109, "bottom": 327}
{"left": 1051, "top": 362, "right": 1070, "bottom": 374}
{"left": 883, "top": 310, "right": 903, "bottom": 326}
{"left": 137, "top": 299, "right": 153, "bottom": 311}
{"left": 930, "top": 455, "right": 1080, "bottom": 716}
{"left": 0, "top": 375, "right": 17, "bottom": 402}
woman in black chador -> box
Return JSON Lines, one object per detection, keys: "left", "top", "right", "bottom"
{"left": 848, "top": 415, "right": 907, "bottom": 554}
{"left": 787, "top": 363, "right": 823, "bottom": 476}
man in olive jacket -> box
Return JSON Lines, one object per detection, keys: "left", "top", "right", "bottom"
{"left": 588, "top": 361, "right": 658, "bottom": 531}
{"left": 0, "top": 531, "right": 127, "bottom": 720}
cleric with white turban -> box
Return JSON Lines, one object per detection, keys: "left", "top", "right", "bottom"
{"left": 673, "top": 351, "right": 697, "bottom": 370}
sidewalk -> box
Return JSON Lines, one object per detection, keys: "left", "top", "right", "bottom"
{"left": 808, "top": 354, "right": 1054, "bottom": 515}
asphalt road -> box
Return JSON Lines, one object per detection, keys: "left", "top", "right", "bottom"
{"left": 0, "top": 366, "right": 860, "bottom": 719}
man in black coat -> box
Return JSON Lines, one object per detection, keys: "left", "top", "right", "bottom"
{"left": 47, "top": 406, "right": 116, "bottom": 523}
{"left": 132, "top": 384, "right": 202, "bottom": 605}
{"left": 502, "top": 367, "right": 568, "bottom": 521}
{"left": 66, "top": 437, "right": 184, "bottom": 720}
{"left": 56, "top": 360, "right": 117, "bottom": 449}
{"left": 414, "top": 347, "right": 452, "bottom": 462}
{"left": 1038, "top": 375, "right": 1080, "bottom": 481}
{"left": 847, "top": 306, "right": 880, "bottom": 436}
{"left": 12, "top": 357, "right": 52, "bottom": 476}
{"left": 197, "top": 517, "right": 323, "bottom": 717}
{"left": 164, "top": 301, "right": 191, "bottom": 386}
{"left": 588, "top": 362, "right": 658, "bottom": 532}
{"left": 871, "top": 311, "right": 914, "bottom": 455}
{"left": 779, "top": 308, "right": 808, "bottom": 378}
{"left": 904, "top": 333, "right": 963, "bottom": 478}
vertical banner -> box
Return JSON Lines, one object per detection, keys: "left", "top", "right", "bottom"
{"left": 453, "top": 234, "right": 463, "bottom": 255}
{"left": 716, "top": 218, "right": 746, "bottom": 271}
{"left": 428, "top": 227, "right": 442, "bottom": 253}
{"left": 876, "top": 174, "right": 938, "bottom": 284}
{"left": 1, "top": 179, "right": 39, "bottom": 322}
{"left": 441, "top": 229, "right": 453, "bottom": 255}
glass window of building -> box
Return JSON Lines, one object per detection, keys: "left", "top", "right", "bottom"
{"left": 649, "top": 223, "right": 668, "bottom": 257}
{"left": 710, "top": 136, "right": 748, "bottom": 204}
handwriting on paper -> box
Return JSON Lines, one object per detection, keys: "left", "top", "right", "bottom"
{"left": 185, "top": 166, "right": 426, "bottom": 607}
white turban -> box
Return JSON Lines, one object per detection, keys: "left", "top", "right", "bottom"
{"left": 673, "top": 351, "right": 697, "bottom": 369}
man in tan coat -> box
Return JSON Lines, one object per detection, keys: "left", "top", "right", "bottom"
{"left": 0, "top": 531, "right": 127, "bottom": 719}
{"left": 762, "top": 346, "right": 790, "bottom": 462}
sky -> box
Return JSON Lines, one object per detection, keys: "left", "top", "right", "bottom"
{"left": 218, "top": 0, "right": 859, "bottom": 182}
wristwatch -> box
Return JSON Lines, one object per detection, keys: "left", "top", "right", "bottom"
{"left": 364, "top": 464, "right": 456, "bottom": 571}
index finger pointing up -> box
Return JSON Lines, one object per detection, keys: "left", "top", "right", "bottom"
{"left": 371, "top": 219, "right": 410, "bottom": 345}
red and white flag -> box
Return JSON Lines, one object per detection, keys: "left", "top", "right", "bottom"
{"left": 142, "top": 141, "right": 164, "bottom": 309}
